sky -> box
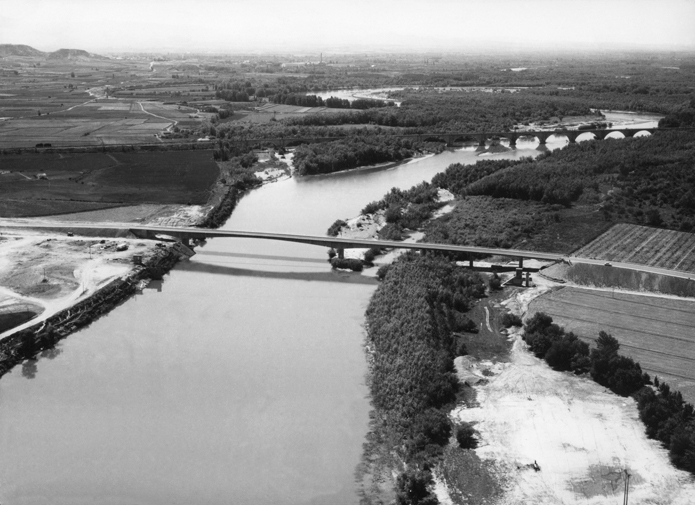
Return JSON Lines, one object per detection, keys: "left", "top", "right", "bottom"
{"left": 1, "top": 0, "right": 694, "bottom": 54}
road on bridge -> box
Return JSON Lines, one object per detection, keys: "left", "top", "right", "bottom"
{"left": 1, "top": 221, "right": 693, "bottom": 281}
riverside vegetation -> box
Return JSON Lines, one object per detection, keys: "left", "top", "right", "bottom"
{"left": 360, "top": 253, "right": 486, "bottom": 504}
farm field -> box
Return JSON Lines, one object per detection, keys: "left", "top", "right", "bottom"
{"left": 0, "top": 99, "right": 207, "bottom": 148}
{"left": 0, "top": 54, "right": 215, "bottom": 148}
{"left": 574, "top": 223, "right": 695, "bottom": 273}
{"left": 0, "top": 150, "right": 219, "bottom": 217}
{"left": 528, "top": 286, "right": 695, "bottom": 404}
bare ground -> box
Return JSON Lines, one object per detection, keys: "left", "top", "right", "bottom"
{"left": 0, "top": 229, "right": 156, "bottom": 339}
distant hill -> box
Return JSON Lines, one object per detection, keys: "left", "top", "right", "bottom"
{"left": 0, "top": 44, "right": 45, "bottom": 57}
{"left": 47, "top": 48, "right": 103, "bottom": 60}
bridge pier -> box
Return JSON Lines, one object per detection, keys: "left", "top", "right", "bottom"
{"left": 507, "top": 133, "right": 518, "bottom": 147}
{"left": 182, "top": 237, "right": 191, "bottom": 247}
{"left": 565, "top": 131, "right": 580, "bottom": 144}
{"left": 536, "top": 133, "right": 551, "bottom": 145}
{"left": 621, "top": 129, "right": 637, "bottom": 138}
{"left": 337, "top": 248, "right": 344, "bottom": 259}
{"left": 476, "top": 134, "right": 487, "bottom": 147}
{"left": 593, "top": 130, "right": 608, "bottom": 140}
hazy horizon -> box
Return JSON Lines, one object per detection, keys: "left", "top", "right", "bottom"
{"left": 2, "top": 0, "right": 695, "bottom": 54}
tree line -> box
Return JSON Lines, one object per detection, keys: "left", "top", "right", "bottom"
{"left": 268, "top": 92, "right": 395, "bottom": 109}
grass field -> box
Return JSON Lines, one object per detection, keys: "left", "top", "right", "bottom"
{"left": 574, "top": 223, "right": 695, "bottom": 273}
{"left": 528, "top": 286, "right": 695, "bottom": 404}
{"left": 0, "top": 150, "right": 219, "bottom": 217}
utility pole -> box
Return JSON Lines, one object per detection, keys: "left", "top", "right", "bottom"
{"left": 623, "top": 469, "right": 630, "bottom": 505}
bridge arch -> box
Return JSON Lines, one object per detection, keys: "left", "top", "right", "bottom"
{"left": 421, "top": 135, "right": 449, "bottom": 144}
{"left": 629, "top": 129, "right": 653, "bottom": 138}
{"left": 604, "top": 130, "right": 627, "bottom": 140}
{"left": 451, "top": 135, "right": 476, "bottom": 145}
{"left": 574, "top": 131, "right": 600, "bottom": 143}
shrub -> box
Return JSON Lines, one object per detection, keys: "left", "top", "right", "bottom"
{"left": 326, "top": 219, "right": 346, "bottom": 237}
{"left": 455, "top": 422, "right": 478, "bottom": 449}
{"left": 489, "top": 273, "right": 503, "bottom": 291}
{"left": 362, "top": 201, "right": 381, "bottom": 214}
{"left": 395, "top": 469, "right": 438, "bottom": 505}
{"left": 457, "top": 342, "right": 468, "bottom": 356}
{"left": 379, "top": 223, "right": 403, "bottom": 241}
{"left": 385, "top": 204, "right": 402, "bottom": 224}
{"left": 330, "top": 257, "right": 363, "bottom": 272}
{"left": 364, "top": 247, "right": 381, "bottom": 264}
{"left": 501, "top": 312, "right": 522, "bottom": 328}
{"left": 544, "top": 333, "right": 590, "bottom": 372}
{"left": 376, "top": 264, "right": 391, "bottom": 280}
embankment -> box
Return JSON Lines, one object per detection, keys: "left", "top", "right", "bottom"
{"left": 0, "top": 246, "right": 179, "bottom": 379}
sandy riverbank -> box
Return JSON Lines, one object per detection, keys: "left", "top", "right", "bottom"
{"left": 333, "top": 188, "right": 455, "bottom": 267}
{"left": 437, "top": 277, "right": 695, "bottom": 504}
{"left": 0, "top": 227, "right": 165, "bottom": 338}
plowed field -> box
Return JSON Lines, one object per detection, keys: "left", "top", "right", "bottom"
{"left": 574, "top": 223, "right": 695, "bottom": 273}
{"left": 529, "top": 286, "right": 695, "bottom": 404}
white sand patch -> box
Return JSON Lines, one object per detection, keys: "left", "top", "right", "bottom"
{"left": 437, "top": 188, "right": 455, "bottom": 203}
{"left": 146, "top": 205, "right": 208, "bottom": 227}
{"left": 254, "top": 167, "right": 289, "bottom": 183}
{"left": 433, "top": 203, "right": 455, "bottom": 219}
{"left": 451, "top": 334, "right": 695, "bottom": 504}
{"left": 432, "top": 471, "right": 455, "bottom": 505}
{"left": 278, "top": 152, "right": 295, "bottom": 172}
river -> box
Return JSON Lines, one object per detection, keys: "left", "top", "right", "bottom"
{"left": 0, "top": 113, "right": 659, "bottom": 504}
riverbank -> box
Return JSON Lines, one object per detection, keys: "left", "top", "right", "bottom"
{"left": 0, "top": 243, "right": 179, "bottom": 379}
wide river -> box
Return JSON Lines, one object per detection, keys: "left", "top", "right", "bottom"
{"left": 0, "top": 113, "right": 658, "bottom": 504}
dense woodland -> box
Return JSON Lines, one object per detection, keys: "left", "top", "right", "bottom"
{"left": 284, "top": 90, "right": 600, "bottom": 131}
{"left": 364, "top": 253, "right": 486, "bottom": 504}
{"left": 292, "top": 136, "right": 416, "bottom": 175}
{"left": 524, "top": 313, "right": 695, "bottom": 474}
{"left": 429, "top": 131, "right": 695, "bottom": 231}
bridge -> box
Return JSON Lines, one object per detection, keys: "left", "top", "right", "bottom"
{"left": 3, "top": 222, "right": 694, "bottom": 284}
{"left": 230, "top": 127, "right": 669, "bottom": 149}
{"left": 15, "top": 127, "right": 694, "bottom": 156}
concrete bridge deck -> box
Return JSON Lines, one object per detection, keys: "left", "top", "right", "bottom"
{"left": 0, "top": 222, "right": 564, "bottom": 262}
{"left": 2, "top": 222, "right": 693, "bottom": 281}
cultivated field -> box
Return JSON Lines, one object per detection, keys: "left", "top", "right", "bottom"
{"left": 0, "top": 55, "right": 214, "bottom": 148}
{"left": 0, "top": 150, "right": 219, "bottom": 217}
{"left": 574, "top": 223, "right": 695, "bottom": 273}
{"left": 528, "top": 286, "right": 695, "bottom": 404}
